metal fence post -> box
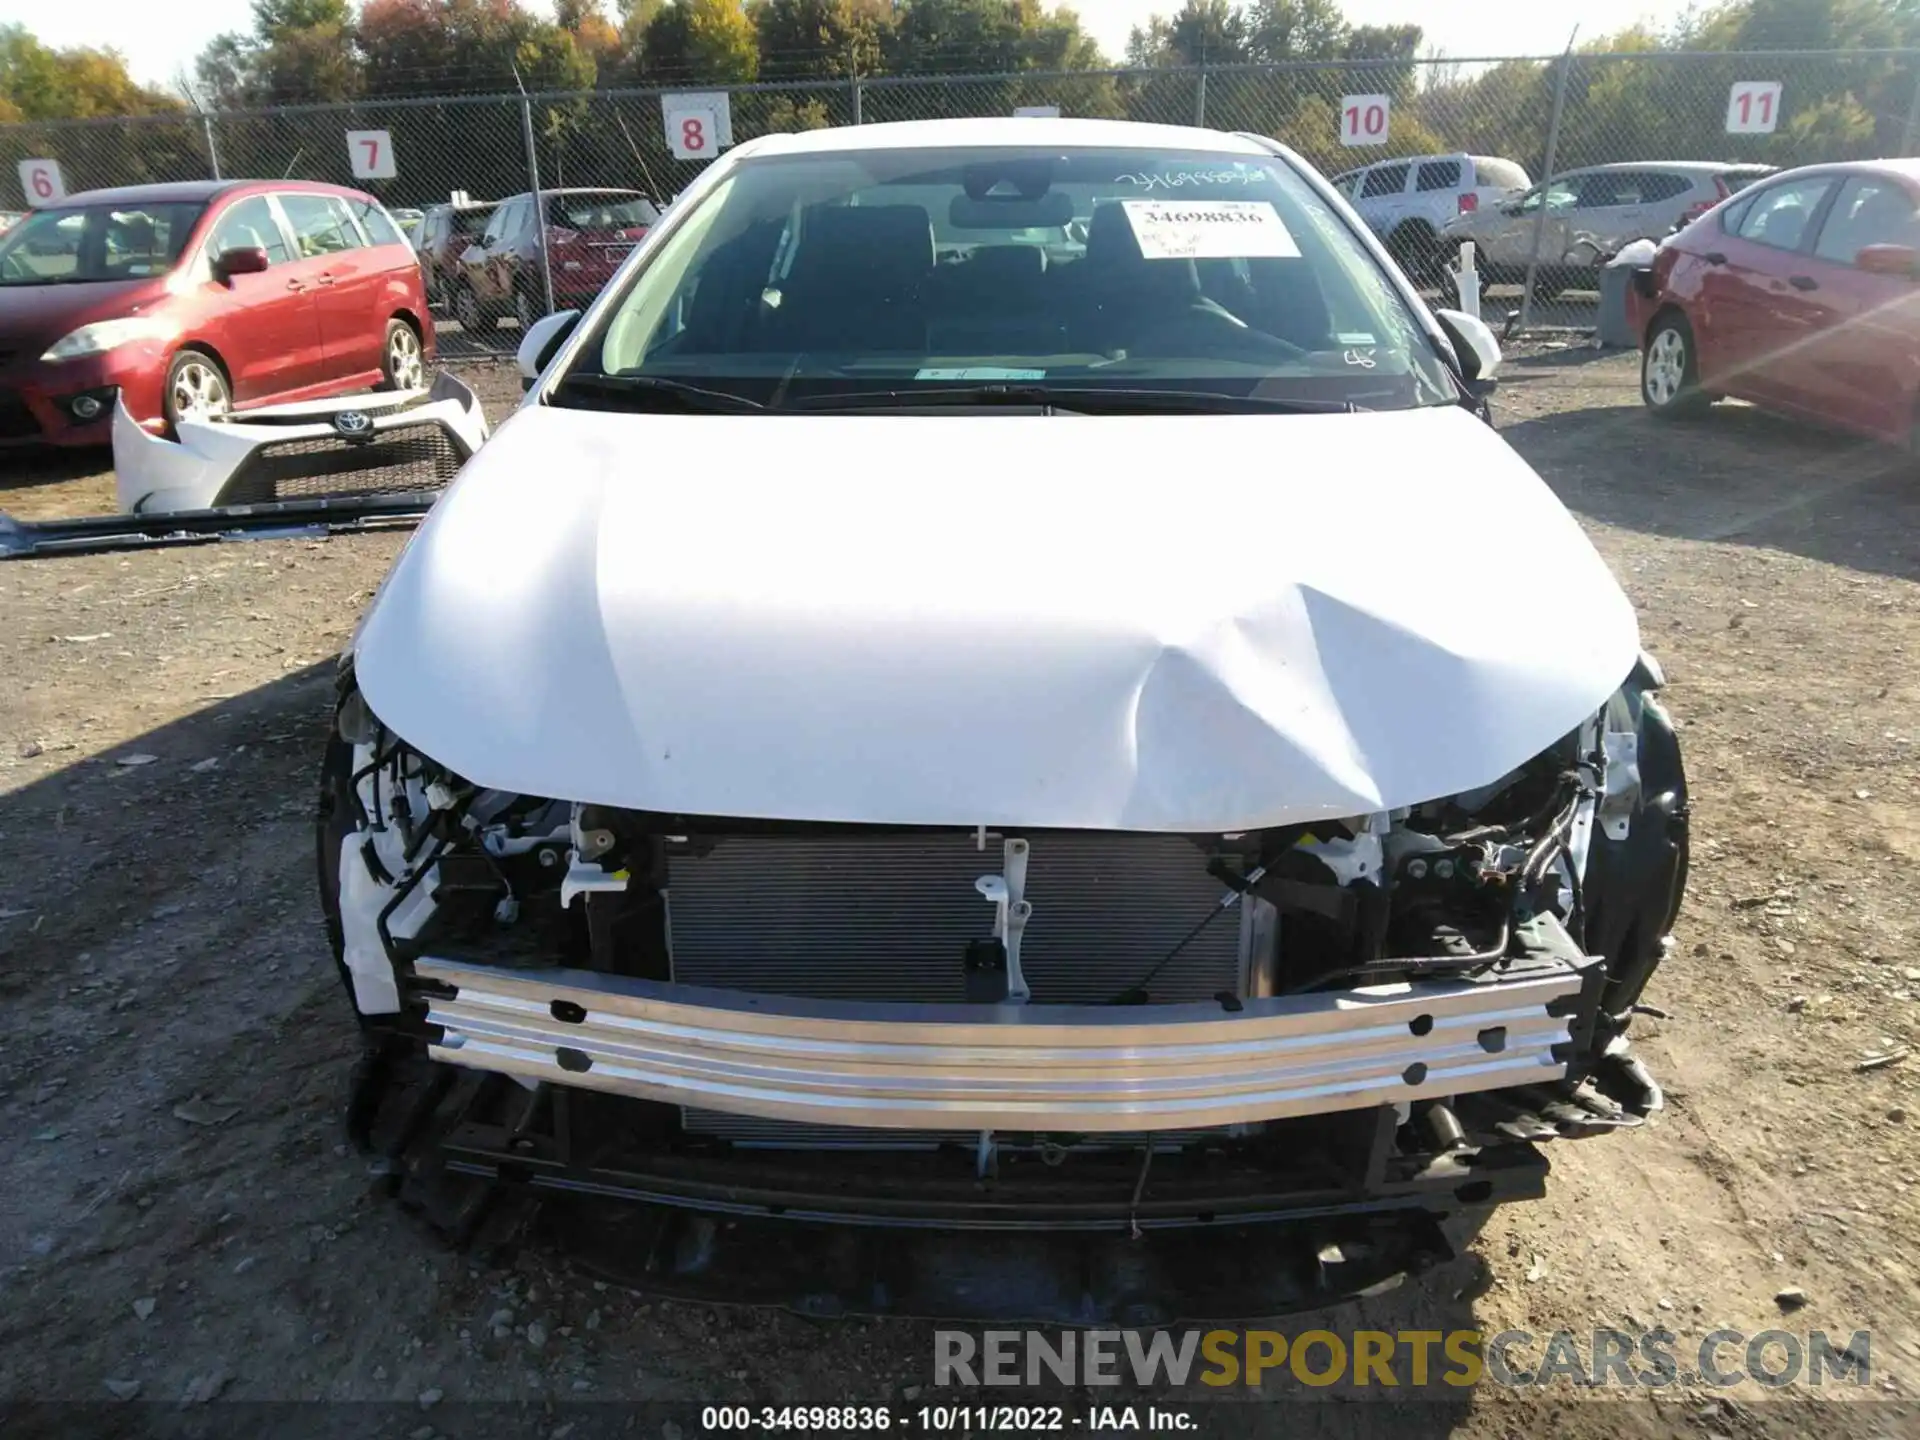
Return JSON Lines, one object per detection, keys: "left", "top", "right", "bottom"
{"left": 202, "top": 114, "right": 223, "bottom": 181}
{"left": 1903, "top": 61, "right": 1920, "bottom": 155}
{"left": 1194, "top": 66, "right": 1208, "bottom": 128}
{"left": 852, "top": 74, "right": 864, "bottom": 125}
{"left": 1519, "top": 51, "right": 1576, "bottom": 332}
{"left": 518, "top": 89, "right": 556, "bottom": 320}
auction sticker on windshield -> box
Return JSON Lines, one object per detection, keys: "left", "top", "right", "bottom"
{"left": 1121, "top": 200, "right": 1300, "bottom": 261}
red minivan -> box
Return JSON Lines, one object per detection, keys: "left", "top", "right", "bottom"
{"left": 0, "top": 178, "right": 433, "bottom": 448}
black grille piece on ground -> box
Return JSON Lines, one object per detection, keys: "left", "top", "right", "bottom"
{"left": 216, "top": 421, "right": 464, "bottom": 505}
{"left": 0, "top": 390, "right": 41, "bottom": 440}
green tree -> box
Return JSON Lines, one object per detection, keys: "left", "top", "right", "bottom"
{"left": 751, "top": 0, "right": 895, "bottom": 80}
{"left": 0, "top": 24, "right": 183, "bottom": 118}
{"left": 641, "top": 0, "right": 760, "bottom": 83}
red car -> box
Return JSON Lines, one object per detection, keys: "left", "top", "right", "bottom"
{"left": 452, "top": 188, "right": 659, "bottom": 332}
{"left": 1639, "top": 159, "right": 1920, "bottom": 445}
{"left": 0, "top": 179, "right": 433, "bottom": 448}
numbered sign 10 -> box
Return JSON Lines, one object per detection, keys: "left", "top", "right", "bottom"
{"left": 1726, "top": 81, "right": 1782, "bottom": 135}
{"left": 1340, "top": 94, "right": 1391, "bottom": 148}
{"left": 346, "top": 129, "right": 397, "bottom": 180}
{"left": 18, "top": 158, "right": 65, "bottom": 207}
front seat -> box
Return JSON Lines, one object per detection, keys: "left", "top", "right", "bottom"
{"left": 774, "top": 204, "right": 935, "bottom": 354}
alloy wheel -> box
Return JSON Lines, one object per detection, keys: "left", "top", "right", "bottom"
{"left": 388, "top": 325, "right": 425, "bottom": 390}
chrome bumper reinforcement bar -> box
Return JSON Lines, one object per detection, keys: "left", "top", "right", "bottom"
{"left": 418, "top": 952, "right": 1589, "bottom": 1133}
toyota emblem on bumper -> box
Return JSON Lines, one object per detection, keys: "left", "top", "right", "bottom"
{"left": 333, "top": 410, "right": 374, "bottom": 440}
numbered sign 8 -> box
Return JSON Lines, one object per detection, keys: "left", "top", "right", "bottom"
{"left": 1340, "top": 94, "right": 1392, "bottom": 148}
{"left": 346, "top": 129, "right": 397, "bottom": 180}
{"left": 18, "top": 158, "right": 66, "bottom": 207}
{"left": 1726, "top": 81, "right": 1783, "bottom": 135}
{"left": 665, "top": 104, "right": 719, "bottom": 161}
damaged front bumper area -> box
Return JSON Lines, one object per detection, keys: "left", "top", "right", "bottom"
{"left": 325, "top": 667, "right": 1683, "bottom": 1318}
{"left": 418, "top": 946, "right": 1586, "bottom": 1135}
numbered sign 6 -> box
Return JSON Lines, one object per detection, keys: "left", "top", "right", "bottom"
{"left": 346, "top": 129, "right": 397, "bottom": 180}
{"left": 18, "top": 158, "right": 66, "bottom": 207}
{"left": 1726, "top": 81, "right": 1783, "bottom": 135}
{"left": 1340, "top": 95, "right": 1391, "bottom": 148}
{"left": 665, "top": 104, "right": 720, "bottom": 161}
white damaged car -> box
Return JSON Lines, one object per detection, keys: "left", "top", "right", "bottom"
{"left": 321, "top": 119, "right": 1688, "bottom": 1320}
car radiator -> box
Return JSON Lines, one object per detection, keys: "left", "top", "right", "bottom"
{"left": 665, "top": 832, "right": 1257, "bottom": 1148}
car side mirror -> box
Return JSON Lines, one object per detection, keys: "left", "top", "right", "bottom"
{"left": 1433, "top": 307, "right": 1503, "bottom": 390}
{"left": 213, "top": 246, "right": 270, "bottom": 280}
{"left": 1856, "top": 243, "right": 1920, "bottom": 278}
{"left": 518, "top": 309, "right": 581, "bottom": 390}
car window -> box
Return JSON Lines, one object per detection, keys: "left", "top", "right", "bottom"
{"left": 1641, "top": 172, "right": 1694, "bottom": 203}
{"left": 349, "top": 198, "right": 406, "bottom": 247}
{"left": 1576, "top": 173, "right": 1642, "bottom": 208}
{"left": 0, "top": 200, "right": 205, "bottom": 285}
{"left": 1473, "top": 158, "right": 1529, "bottom": 190}
{"left": 1518, "top": 179, "right": 1579, "bottom": 214}
{"left": 1360, "top": 165, "right": 1410, "bottom": 199}
{"left": 1734, "top": 177, "right": 1835, "bottom": 252}
{"left": 207, "top": 196, "right": 291, "bottom": 266}
{"left": 482, "top": 201, "right": 516, "bottom": 246}
{"left": 570, "top": 145, "right": 1459, "bottom": 415}
{"left": 456, "top": 207, "right": 492, "bottom": 238}
{"left": 1813, "top": 177, "right": 1920, "bottom": 264}
{"left": 280, "top": 193, "right": 364, "bottom": 257}
{"left": 546, "top": 193, "right": 660, "bottom": 231}
{"left": 1415, "top": 161, "right": 1461, "bottom": 192}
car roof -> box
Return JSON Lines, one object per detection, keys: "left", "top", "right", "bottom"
{"left": 56, "top": 178, "right": 379, "bottom": 208}
{"left": 738, "top": 117, "right": 1273, "bottom": 158}
{"left": 1765, "top": 156, "right": 1920, "bottom": 182}
{"left": 52, "top": 179, "right": 240, "bottom": 206}
{"left": 1562, "top": 161, "right": 1770, "bottom": 177}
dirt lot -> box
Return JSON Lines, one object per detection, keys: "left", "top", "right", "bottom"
{"left": 1, "top": 350, "right": 1917, "bottom": 1437}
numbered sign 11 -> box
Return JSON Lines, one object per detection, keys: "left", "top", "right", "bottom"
{"left": 1726, "top": 82, "right": 1782, "bottom": 135}
{"left": 1340, "top": 94, "right": 1391, "bottom": 148}
{"left": 18, "top": 158, "right": 65, "bottom": 206}
{"left": 347, "top": 129, "right": 397, "bottom": 180}
{"left": 662, "top": 92, "right": 735, "bottom": 161}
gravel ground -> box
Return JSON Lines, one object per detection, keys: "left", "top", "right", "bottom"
{"left": 1, "top": 349, "right": 1917, "bottom": 1437}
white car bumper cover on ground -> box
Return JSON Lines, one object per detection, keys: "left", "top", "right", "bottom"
{"left": 113, "top": 374, "right": 489, "bottom": 515}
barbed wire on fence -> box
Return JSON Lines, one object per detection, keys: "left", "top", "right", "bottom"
{"left": 4, "top": 48, "right": 1915, "bottom": 346}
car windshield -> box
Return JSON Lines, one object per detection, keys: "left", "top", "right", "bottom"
{"left": 548, "top": 193, "right": 660, "bottom": 230}
{"left": 0, "top": 201, "right": 204, "bottom": 286}
{"left": 562, "top": 145, "right": 1457, "bottom": 411}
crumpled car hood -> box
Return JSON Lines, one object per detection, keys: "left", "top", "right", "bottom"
{"left": 354, "top": 403, "right": 1639, "bottom": 832}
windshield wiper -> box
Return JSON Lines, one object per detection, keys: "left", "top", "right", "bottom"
{"left": 785, "top": 385, "right": 1356, "bottom": 416}
{"left": 554, "top": 373, "right": 766, "bottom": 413}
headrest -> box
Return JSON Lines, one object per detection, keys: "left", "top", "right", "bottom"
{"left": 791, "top": 204, "right": 936, "bottom": 287}
{"left": 965, "top": 244, "right": 1047, "bottom": 283}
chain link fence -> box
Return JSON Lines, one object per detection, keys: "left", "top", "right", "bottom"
{"left": 3, "top": 48, "right": 1915, "bottom": 351}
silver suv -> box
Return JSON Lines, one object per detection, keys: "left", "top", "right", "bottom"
{"left": 1329, "top": 153, "right": 1532, "bottom": 281}
{"left": 1442, "top": 161, "right": 1777, "bottom": 295}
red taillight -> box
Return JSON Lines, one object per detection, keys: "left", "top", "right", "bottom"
{"left": 1458, "top": 192, "right": 1479, "bottom": 214}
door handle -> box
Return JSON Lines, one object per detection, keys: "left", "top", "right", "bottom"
{"left": 316, "top": 273, "right": 338, "bottom": 287}
{"left": 284, "top": 278, "right": 306, "bottom": 291}
{"left": 1704, "top": 252, "right": 1727, "bottom": 266}
{"left": 1789, "top": 275, "right": 1819, "bottom": 292}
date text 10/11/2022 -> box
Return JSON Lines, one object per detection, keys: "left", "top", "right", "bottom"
{"left": 700, "top": 1406, "right": 1197, "bottom": 1432}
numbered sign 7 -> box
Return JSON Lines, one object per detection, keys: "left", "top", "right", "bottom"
{"left": 346, "top": 129, "right": 398, "bottom": 180}
{"left": 18, "top": 158, "right": 66, "bottom": 207}
{"left": 1726, "top": 82, "right": 1783, "bottom": 136}
{"left": 1340, "top": 95, "right": 1391, "bottom": 148}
